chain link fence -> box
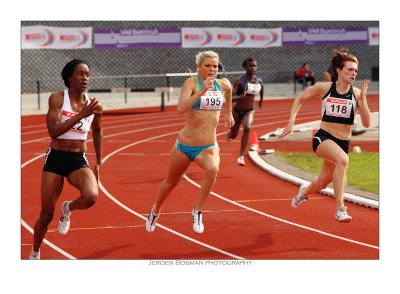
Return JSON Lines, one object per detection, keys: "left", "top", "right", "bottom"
{"left": 21, "top": 21, "right": 379, "bottom": 93}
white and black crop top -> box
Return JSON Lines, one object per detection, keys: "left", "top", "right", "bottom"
{"left": 321, "top": 82, "right": 357, "bottom": 125}
{"left": 237, "top": 75, "right": 262, "bottom": 97}
{"left": 57, "top": 90, "right": 94, "bottom": 140}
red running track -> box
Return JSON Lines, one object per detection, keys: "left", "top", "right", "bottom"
{"left": 21, "top": 95, "right": 379, "bottom": 260}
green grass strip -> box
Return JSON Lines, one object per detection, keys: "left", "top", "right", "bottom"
{"left": 276, "top": 151, "right": 379, "bottom": 193}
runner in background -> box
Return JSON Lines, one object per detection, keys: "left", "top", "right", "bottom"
{"left": 227, "top": 57, "right": 264, "bottom": 166}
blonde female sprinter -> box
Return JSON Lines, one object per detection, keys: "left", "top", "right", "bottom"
{"left": 146, "top": 50, "right": 234, "bottom": 233}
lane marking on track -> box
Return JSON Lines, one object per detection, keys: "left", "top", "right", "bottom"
{"left": 20, "top": 219, "right": 77, "bottom": 259}
{"left": 46, "top": 224, "right": 145, "bottom": 233}
{"left": 183, "top": 174, "right": 379, "bottom": 250}
{"left": 21, "top": 108, "right": 319, "bottom": 144}
{"left": 21, "top": 111, "right": 379, "bottom": 259}
{"left": 98, "top": 131, "right": 245, "bottom": 260}
{"left": 138, "top": 209, "right": 246, "bottom": 216}
{"left": 235, "top": 197, "right": 328, "bottom": 203}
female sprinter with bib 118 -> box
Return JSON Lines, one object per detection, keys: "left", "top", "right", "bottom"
{"left": 279, "top": 48, "right": 371, "bottom": 222}
{"left": 29, "top": 59, "right": 103, "bottom": 259}
{"left": 146, "top": 50, "right": 234, "bottom": 234}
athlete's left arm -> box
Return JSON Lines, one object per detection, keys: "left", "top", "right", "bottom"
{"left": 91, "top": 101, "right": 103, "bottom": 182}
{"left": 220, "top": 78, "right": 235, "bottom": 129}
{"left": 259, "top": 79, "right": 264, "bottom": 110}
{"left": 356, "top": 79, "right": 371, "bottom": 128}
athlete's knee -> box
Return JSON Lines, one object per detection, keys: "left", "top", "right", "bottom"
{"left": 82, "top": 190, "right": 98, "bottom": 208}
{"left": 205, "top": 163, "right": 219, "bottom": 178}
{"left": 230, "top": 128, "right": 239, "bottom": 139}
{"left": 335, "top": 154, "right": 349, "bottom": 170}
{"left": 38, "top": 211, "right": 54, "bottom": 227}
{"left": 163, "top": 178, "right": 180, "bottom": 190}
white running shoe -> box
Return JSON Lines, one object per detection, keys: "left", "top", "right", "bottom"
{"left": 29, "top": 249, "right": 40, "bottom": 260}
{"left": 192, "top": 208, "right": 204, "bottom": 234}
{"left": 58, "top": 201, "right": 71, "bottom": 235}
{"left": 335, "top": 206, "right": 352, "bottom": 222}
{"left": 146, "top": 207, "right": 160, "bottom": 232}
{"left": 291, "top": 184, "right": 308, "bottom": 208}
{"left": 237, "top": 155, "right": 245, "bottom": 166}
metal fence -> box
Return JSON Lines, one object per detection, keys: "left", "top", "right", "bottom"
{"left": 21, "top": 20, "right": 379, "bottom": 94}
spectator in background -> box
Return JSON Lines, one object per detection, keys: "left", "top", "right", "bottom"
{"left": 295, "top": 63, "right": 316, "bottom": 87}
{"left": 324, "top": 64, "right": 337, "bottom": 82}
{"left": 216, "top": 61, "right": 227, "bottom": 79}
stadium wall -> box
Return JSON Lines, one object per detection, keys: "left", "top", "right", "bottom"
{"left": 21, "top": 21, "right": 379, "bottom": 93}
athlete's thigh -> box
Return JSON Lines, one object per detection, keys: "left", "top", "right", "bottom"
{"left": 231, "top": 110, "right": 242, "bottom": 131}
{"left": 165, "top": 147, "right": 191, "bottom": 183}
{"left": 67, "top": 167, "right": 97, "bottom": 193}
{"left": 194, "top": 145, "right": 220, "bottom": 170}
{"left": 316, "top": 139, "right": 347, "bottom": 165}
{"left": 242, "top": 110, "right": 255, "bottom": 129}
{"left": 40, "top": 171, "right": 64, "bottom": 212}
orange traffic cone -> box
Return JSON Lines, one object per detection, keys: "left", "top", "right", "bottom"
{"left": 249, "top": 130, "right": 261, "bottom": 152}
{"left": 311, "top": 129, "right": 318, "bottom": 140}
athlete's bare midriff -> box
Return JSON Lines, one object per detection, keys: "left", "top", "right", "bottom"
{"left": 178, "top": 110, "right": 220, "bottom": 146}
{"left": 50, "top": 138, "right": 87, "bottom": 152}
{"left": 320, "top": 121, "right": 352, "bottom": 140}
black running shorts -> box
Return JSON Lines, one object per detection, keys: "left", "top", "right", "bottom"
{"left": 312, "top": 128, "right": 350, "bottom": 154}
{"left": 42, "top": 148, "right": 90, "bottom": 177}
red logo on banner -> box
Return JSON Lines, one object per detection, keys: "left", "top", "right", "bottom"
{"left": 184, "top": 34, "right": 201, "bottom": 40}
{"left": 217, "top": 34, "right": 234, "bottom": 40}
{"left": 60, "top": 35, "right": 78, "bottom": 41}
{"left": 25, "top": 34, "right": 42, "bottom": 40}
{"left": 250, "top": 35, "right": 266, "bottom": 41}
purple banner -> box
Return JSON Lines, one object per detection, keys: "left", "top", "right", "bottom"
{"left": 94, "top": 28, "right": 181, "bottom": 49}
{"left": 283, "top": 27, "right": 368, "bottom": 46}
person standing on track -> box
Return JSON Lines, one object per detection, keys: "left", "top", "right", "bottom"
{"left": 146, "top": 50, "right": 234, "bottom": 234}
{"left": 279, "top": 48, "right": 371, "bottom": 222}
{"left": 29, "top": 59, "right": 103, "bottom": 259}
{"left": 227, "top": 57, "right": 264, "bottom": 166}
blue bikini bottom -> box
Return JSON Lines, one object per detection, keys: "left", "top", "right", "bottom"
{"left": 175, "top": 139, "right": 218, "bottom": 161}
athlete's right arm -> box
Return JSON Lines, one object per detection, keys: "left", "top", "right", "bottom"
{"left": 46, "top": 93, "right": 94, "bottom": 139}
{"left": 177, "top": 78, "right": 207, "bottom": 114}
{"left": 279, "top": 82, "right": 327, "bottom": 138}
{"left": 231, "top": 78, "right": 245, "bottom": 102}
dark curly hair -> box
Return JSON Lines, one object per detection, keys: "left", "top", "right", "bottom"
{"left": 242, "top": 57, "right": 257, "bottom": 68}
{"left": 61, "top": 59, "right": 90, "bottom": 88}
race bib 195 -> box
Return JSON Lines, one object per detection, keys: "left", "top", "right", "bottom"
{"left": 199, "top": 91, "right": 223, "bottom": 110}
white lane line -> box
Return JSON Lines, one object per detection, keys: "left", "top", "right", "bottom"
{"left": 20, "top": 220, "right": 76, "bottom": 259}
{"left": 21, "top": 121, "right": 185, "bottom": 145}
{"left": 21, "top": 108, "right": 316, "bottom": 144}
{"left": 21, "top": 111, "right": 378, "bottom": 260}
{"left": 99, "top": 182, "right": 244, "bottom": 260}
{"left": 21, "top": 130, "right": 245, "bottom": 260}
{"left": 183, "top": 175, "right": 379, "bottom": 250}
{"left": 21, "top": 155, "right": 77, "bottom": 259}
{"left": 98, "top": 131, "right": 245, "bottom": 260}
